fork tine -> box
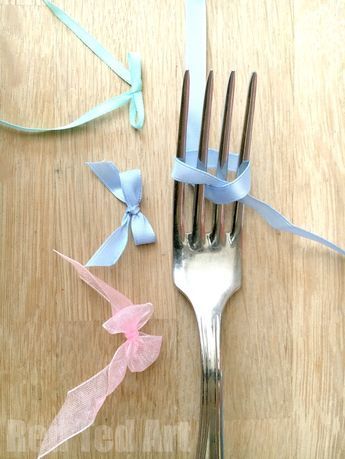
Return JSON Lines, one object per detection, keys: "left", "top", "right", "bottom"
{"left": 173, "top": 71, "right": 190, "bottom": 244}
{"left": 212, "top": 71, "right": 235, "bottom": 244}
{"left": 218, "top": 72, "right": 235, "bottom": 175}
{"left": 231, "top": 72, "right": 257, "bottom": 237}
{"left": 192, "top": 71, "right": 214, "bottom": 246}
{"left": 177, "top": 71, "right": 190, "bottom": 161}
{"left": 239, "top": 72, "right": 257, "bottom": 163}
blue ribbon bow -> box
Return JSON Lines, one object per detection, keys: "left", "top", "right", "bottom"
{"left": 0, "top": 1, "right": 144, "bottom": 132}
{"left": 85, "top": 162, "right": 156, "bottom": 267}
{"left": 173, "top": 150, "right": 345, "bottom": 257}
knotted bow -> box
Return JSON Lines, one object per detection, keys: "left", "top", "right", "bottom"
{"left": 38, "top": 252, "right": 162, "bottom": 459}
{"left": 0, "top": 1, "right": 144, "bottom": 132}
{"left": 86, "top": 161, "right": 156, "bottom": 267}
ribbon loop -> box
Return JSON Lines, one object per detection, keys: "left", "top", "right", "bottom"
{"left": 127, "top": 52, "right": 144, "bottom": 129}
{"left": 103, "top": 303, "right": 154, "bottom": 335}
{"left": 172, "top": 149, "right": 345, "bottom": 257}
{"left": 121, "top": 169, "right": 143, "bottom": 208}
{"left": 173, "top": 151, "right": 251, "bottom": 204}
{"left": 85, "top": 161, "right": 156, "bottom": 267}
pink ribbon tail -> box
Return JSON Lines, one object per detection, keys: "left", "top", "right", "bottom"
{"left": 38, "top": 344, "right": 128, "bottom": 458}
{"left": 54, "top": 250, "right": 133, "bottom": 314}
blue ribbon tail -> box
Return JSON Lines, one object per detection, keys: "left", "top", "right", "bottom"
{"left": 242, "top": 195, "right": 345, "bottom": 256}
{"left": 131, "top": 213, "right": 157, "bottom": 245}
{"left": 85, "top": 220, "right": 130, "bottom": 267}
{"left": 44, "top": 0, "right": 131, "bottom": 83}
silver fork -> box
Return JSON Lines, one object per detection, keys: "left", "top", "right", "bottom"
{"left": 173, "top": 70, "right": 257, "bottom": 458}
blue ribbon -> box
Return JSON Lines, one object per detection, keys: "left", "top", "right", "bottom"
{"left": 85, "top": 162, "right": 156, "bottom": 267}
{"left": 185, "top": 0, "right": 206, "bottom": 152}
{"left": 173, "top": 150, "right": 345, "bottom": 257}
{"left": 181, "top": 1, "right": 344, "bottom": 257}
{"left": 0, "top": 1, "right": 144, "bottom": 132}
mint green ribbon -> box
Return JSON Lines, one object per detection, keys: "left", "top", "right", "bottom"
{"left": 0, "top": 1, "right": 144, "bottom": 132}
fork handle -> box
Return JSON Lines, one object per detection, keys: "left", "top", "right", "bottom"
{"left": 196, "top": 312, "right": 224, "bottom": 459}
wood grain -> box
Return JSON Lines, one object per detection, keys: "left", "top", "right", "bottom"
{"left": 0, "top": 1, "right": 344, "bottom": 457}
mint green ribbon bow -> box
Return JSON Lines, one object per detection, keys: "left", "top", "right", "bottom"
{"left": 0, "top": 1, "right": 144, "bottom": 132}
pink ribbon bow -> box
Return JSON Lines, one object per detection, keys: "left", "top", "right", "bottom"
{"left": 38, "top": 252, "right": 162, "bottom": 458}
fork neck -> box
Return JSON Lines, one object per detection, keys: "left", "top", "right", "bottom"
{"left": 195, "top": 311, "right": 224, "bottom": 458}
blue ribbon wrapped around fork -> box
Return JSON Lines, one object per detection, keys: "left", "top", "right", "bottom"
{"left": 177, "top": 0, "right": 345, "bottom": 257}
{"left": 0, "top": 1, "right": 144, "bottom": 132}
{"left": 173, "top": 150, "right": 345, "bottom": 256}
{"left": 85, "top": 162, "right": 156, "bottom": 267}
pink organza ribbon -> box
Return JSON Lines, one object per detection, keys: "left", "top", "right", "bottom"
{"left": 38, "top": 252, "right": 162, "bottom": 458}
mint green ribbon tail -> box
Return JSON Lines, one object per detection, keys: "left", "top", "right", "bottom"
{"left": 0, "top": 1, "right": 144, "bottom": 132}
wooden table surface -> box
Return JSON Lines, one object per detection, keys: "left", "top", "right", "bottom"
{"left": 1, "top": 1, "right": 344, "bottom": 458}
